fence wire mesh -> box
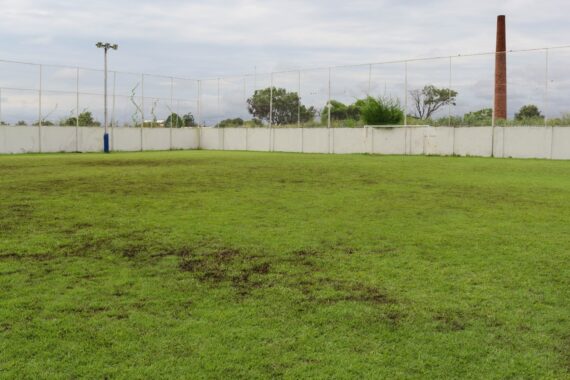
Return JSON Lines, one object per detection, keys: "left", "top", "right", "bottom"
{"left": 0, "top": 46, "right": 569, "bottom": 129}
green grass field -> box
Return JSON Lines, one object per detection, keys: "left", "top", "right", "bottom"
{"left": 1, "top": 151, "right": 569, "bottom": 379}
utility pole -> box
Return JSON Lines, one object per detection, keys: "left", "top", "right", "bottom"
{"left": 96, "top": 42, "right": 118, "bottom": 153}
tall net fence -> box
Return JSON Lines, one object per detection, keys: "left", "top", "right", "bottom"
{"left": 0, "top": 46, "right": 569, "bottom": 129}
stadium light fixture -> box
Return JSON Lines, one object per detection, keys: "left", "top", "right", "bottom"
{"left": 96, "top": 42, "right": 118, "bottom": 153}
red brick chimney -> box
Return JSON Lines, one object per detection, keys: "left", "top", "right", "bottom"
{"left": 494, "top": 15, "right": 507, "bottom": 120}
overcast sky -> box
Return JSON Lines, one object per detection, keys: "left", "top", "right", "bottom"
{"left": 0, "top": 0, "right": 568, "bottom": 78}
{"left": 0, "top": 0, "right": 568, "bottom": 125}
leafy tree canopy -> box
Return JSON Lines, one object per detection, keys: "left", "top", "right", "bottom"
{"left": 164, "top": 112, "right": 196, "bottom": 127}
{"left": 62, "top": 111, "right": 100, "bottom": 127}
{"left": 410, "top": 85, "right": 458, "bottom": 119}
{"left": 247, "top": 87, "right": 316, "bottom": 125}
{"left": 321, "top": 100, "right": 348, "bottom": 124}
{"left": 463, "top": 108, "right": 492, "bottom": 125}
{"left": 33, "top": 120, "right": 55, "bottom": 126}
{"left": 218, "top": 118, "right": 244, "bottom": 128}
{"left": 320, "top": 99, "right": 366, "bottom": 124}
{"left": 515, "top": 104, "right": 543, "bottom": 120}
{"left": 359, "top": 96, "right": 404, "bottom": 125}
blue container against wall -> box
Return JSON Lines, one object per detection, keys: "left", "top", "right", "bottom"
{"left": 103, "top": 133, "right": 110, "bottom": 153}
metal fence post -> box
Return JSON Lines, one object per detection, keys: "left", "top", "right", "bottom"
{"left": 141, "top": 73, "right": 145, "bottom": 127}
{"left": 75, "top": 67, "right": 79, "bottom": 151}
{"left": 404, "top": 61, "right": 408, "bottom": 127}
{"left": 298, "top": 70, "right": 303, "bottom": 152}
{"left": 368, "top": 64, "right": 372, "bottom": 96}
{"left": 217, "top": 78, "right": 224, "bottom": 148}
{"left": 297, "top": 70, "right": 301, "bottom": 127}
{"left": 244, "top": 75, "right": 248, "bottom": 150}
{"left": 217, "top": 77, "right": 221, "bottom": 124}
{"left": 545, "top": 48, "right": 554, "bottom": 158}
{"left": 197, "top": 80, "right": 201, "bottom": 126}
{"left": 328, "top": 67, "right": 332, "bottom": 129}
{"left": 38, "top": 64, "right": 43, "bottom": 152}
{"left": 111, "top": 71, "right": 116, "bottom": 151}
{"left": 328, "top": 67, "right": 332, "bottom": 153}
{"left": 404, "top": 61, "right": 408, "bottom": 154}
{"left": 544, "top": 48, "right": 549, "bottom": 127}
{"left": 450, "top": 57, "right": 457, "bottom": 154}
{"left": 491, "top": 52, "right": 496, "bottom": 158}
{"left": 243, "top": 76, "right": 247, "bottom": 105}
{"left": 448, "top": 56, "right": 452, "bottom": 127}
{"left": 140, "top": 73, "right": 144, "bottom": 150}
{"left": 269, "top": 73, "right": 274, "bottom": 151}
{"left": 170, "top": 76, "right": 174, "bottom": 150}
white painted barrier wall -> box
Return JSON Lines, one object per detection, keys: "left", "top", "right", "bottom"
{"left": 172, "top": 128, "right": 200, "bottom": 150}
{"left": 1, "top": 125, "right": 570, "bottom": 160}
{"left": 246, "top": 128, "right": 270, "bottom": 152}
{"left": 552, "top": 128, "right": 570, "bottom": 160}
{"left": 113, "top": 128, "right": 142, "bottom": 152}
{"left": 0, "top": 126, "right": 200, "bottom": 154}
{"left": 1, "top": 126, "right": 40, "bottom": 154}
{"left": 372, "top": 127, "right": 405, "bottom": 155}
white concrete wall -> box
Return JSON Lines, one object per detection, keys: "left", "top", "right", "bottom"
{"left": 552, "top": 127, "right": 570, "bottom": 160}
{"left": 1, "top": 125, "right": 570, "bottom": 160}
{"left": 1, "top": 126, "right": 40, "bottom": 154}
{"left": 113, "top": 128, "right": 142, "bottom": 152}
{"left": 492, "top": 127, "right": 505, "bottom": 158}
{"left": 332, "top": 128, "right": 367, "bottom": 154}
{"left": 502, "top": 127, "right": 552, "bottom": 159}
{"left": 301, "top": 129, "right": 330, "bottom": 154}
{"left": 373, "top": 127, "right": 406, "bottom": 155}
{"left": 41, "top": 126, "right": 77, "bottom": 153}
{"left": 223, "top": 128, "right": 247, "bottom": 151}
{"left": 454, "top": 127, "right": 493, "bottom": 157}
{"left": 142, "top": 128, "right": 171, "bottom": 151}
{"left": 423, "top": 127, "right": 455, "bottom": 156}
{"left": 408, "top": 127, "right": 428, "bottom": 155}
{"left": 273, "top": 128, "right": 302, "bottom": 153}
{"left": 171, "top": 128, "right": 199, "bottom": 150}
{"left": 246, "top": 128, "right": 270, "bottom": 152}
{"left": 199, "top": 128, "right": 221, "bottom": 150}
{"left": 78, "top": 127, "right": 103, "bottom": 152}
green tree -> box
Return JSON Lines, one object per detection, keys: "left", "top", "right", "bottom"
{"left": 182, "top": 113, "right": 196, "bottom": 127}
{"left": 164, "top": 112, "right": 196, "bottom": 127}
{"left": 515, "top": 104, "right": 543, "bottom": 120}
{"left": 347, "top": 99, "right": 366, "bottom": 121}
{"left": 62, "top": 111, "right": 100, "bottom": 126}
{"left": 321, "top": 100, "right": 348, "bottom": 124}
{"left": 244, "top": 119, "right": 263, "bottom": 127}
{"left": 33, "top": 120, "right": 54, "bottom": 126}
{"left": 247, "top": 87, "right": 316, "bottom": 125}
{"left": 16, "top": 120, "right": 27, "bottom": 126}
{"left": 410, "top": 85, "right": 458, "bottom": 119}
{"left": 463, "top": 108, "right": 492, "bottom": 125}
{"left": 164, "top": 113, "right": 184, "bottom": 128}
{"left": 359, "top": 96, "right": 404, "bottom": 125}
{"left": 320, "top": 99, "right": 366, "bottom": 125}
{"left": 218, "top": 118, "right": 244, "bottom": 128}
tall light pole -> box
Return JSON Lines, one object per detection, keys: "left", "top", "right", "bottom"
{"left": 96, "top": 42, "right": 118, "bottom": 153}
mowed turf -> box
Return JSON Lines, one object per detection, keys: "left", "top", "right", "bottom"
{"left": 1, "top": 150, "right": 569, "bottom": 379}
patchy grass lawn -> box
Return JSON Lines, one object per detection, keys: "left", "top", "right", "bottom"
{"left": 1, "top": 150, "right": 569, "bottom": 378}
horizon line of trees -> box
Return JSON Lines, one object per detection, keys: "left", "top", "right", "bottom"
{"left": 3, "top": 86, "right": 562, "bottom": 127}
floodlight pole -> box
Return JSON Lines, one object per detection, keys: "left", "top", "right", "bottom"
{"left": 96, "top": 42, "right": 118, "bottom": 153}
